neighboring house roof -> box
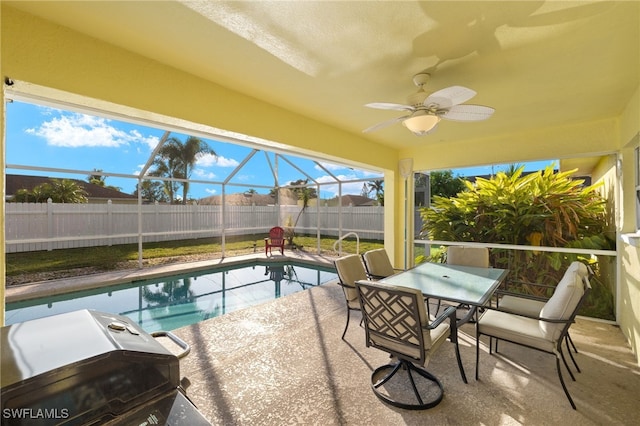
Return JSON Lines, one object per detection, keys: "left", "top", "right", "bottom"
{"left": 5, "top": 174, "right": 138, "bottom": 201}
{"left": 199, "top": 191, "right": 377, "bottom": 207}
{"left": 200, "top": 188, "right": 302, "bottom": 206}
{"left": 339, "top": 194, "right": 377, "bottom": 206}
{"left": 199, "top": 192, "right": 280, "bottom": 206}
{"left": 322, "top": 194, "right": 378, "bottom": 207}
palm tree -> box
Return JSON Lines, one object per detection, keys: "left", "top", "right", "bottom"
{"left": 11, "top": 188, "right": 34, "bottom": 202}
{"left": 30, "top": 183, "right": 51, "bottom": 202}
{"left": 368, "top": 179, "right": 384, "bottom": 206}
{"left": 360, "top": 182, "right": 371, "bottom": 198}
{"left": 87, "top": 168, "right": 121, "bottom": 191}
{"left": 150, "top": 152, "right": 181, "bottom": 203}
{"left": 133, "top": 179, "right": 169, "bottom": 203}
{"left": 152, "top": 135, "right": 216, "bottom": 204}
{"left": 49, "top": 179, "right": 89, "bottom": 203}
{"left": 11, "top": 179, "right": 88, "bottom": 203}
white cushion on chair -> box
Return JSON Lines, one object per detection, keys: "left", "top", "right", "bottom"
{"left": 362, "top": 248, "right": 396, "bottom": 278}
{"left": 499, "top": 261, "right": 588, "bottom": 318}
{"left": 478, "top": 309, "right": 555, "bottom": 353}
{"left": 447, "top": 246, "right": 489, "bottom": 268}
{"left": 499, "top": 296, "right": 545, "bottom": 317}
{"left": 566, "top": 261, "right": 589, "bottom": 278}
{"left": 539, "top": 270, "right": 584, "bottom": 341}
{"left": 334, "top": 254, "right": 368, "bottom": 303}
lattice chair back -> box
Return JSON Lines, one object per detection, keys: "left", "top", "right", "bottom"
{"left": 356, "top": 281, "right": 449, "bottom": 366}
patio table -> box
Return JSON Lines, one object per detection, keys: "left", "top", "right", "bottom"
{"left": 380, "top": 262, "right": 508, "bottom": 325}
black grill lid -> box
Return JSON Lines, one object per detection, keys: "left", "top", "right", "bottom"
{"left": 1, "top": 310, "right": 183, "bottom": 425}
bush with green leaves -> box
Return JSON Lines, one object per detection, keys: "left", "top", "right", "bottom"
{"left": 419, "top": 165, "right": 614, "bottom": 319}
{"left": 11, "top": 179, "right": 88, "bottom": 203}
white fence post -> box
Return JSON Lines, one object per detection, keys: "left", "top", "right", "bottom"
{"left": 107, "top": 199, "right": 113, "bottom": 246}
{"left": 154, "top": 201, "right": 160, "bottom": 243}
{"left": 192, "top": 200, "right": 198, "bottom": 237}
{"left": 47, "top": 198, "right": 53, "bottom": 251}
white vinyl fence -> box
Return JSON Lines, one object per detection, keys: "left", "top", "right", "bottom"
{"left": 5, "top": 201, "right": 385, "bottom": 253}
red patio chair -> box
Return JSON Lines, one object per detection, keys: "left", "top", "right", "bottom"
{"left": 265, "top": 226, "right": 285, "bottom": 255}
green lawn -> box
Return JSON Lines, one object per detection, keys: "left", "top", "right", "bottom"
{"left": 5, "top": 234, "right": 385, "bottom": 276}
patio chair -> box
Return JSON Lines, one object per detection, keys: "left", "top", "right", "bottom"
{"left": 446, "top": 245, "right": 489, "bottom": 268}
{"left": 496, "top": 261, "right": 591, "bottom": 372}
{"left": 362, "top": 248, "right": 403, "bottom": 280}
{"left": 355, "top": 280, "right": 467, "bottom": 410}
{"left": 437, "top": 246, "right": 490, "bottom": 317}
{"left": 333, "top": 254, "right": 368, "bottom": 340}
{"left": 475, "top": 261, "right": 591, "bottom": 409}
{"left": 264, "top": 226, "right": 285, "bottom": 255}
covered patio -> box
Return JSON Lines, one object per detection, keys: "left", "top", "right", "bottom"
{"left": 170, "top": 277, "right": 639, "bottom": 424}
{"left": 6, "top": 252, "right": 639, "bottom": 424}
{"left": 1, "top": 2, "right": 639, "bottom": 420}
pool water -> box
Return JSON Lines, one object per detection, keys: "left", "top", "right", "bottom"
{"left": 5, "top": 261, "right": 337, "bottom": 333}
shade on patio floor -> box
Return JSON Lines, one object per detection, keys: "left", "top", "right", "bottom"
{"left": 170, "top": 279, "right": 640, "bottom": 425}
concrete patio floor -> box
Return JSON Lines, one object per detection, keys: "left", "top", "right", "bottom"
{"left": 170, "top": 277, "right": 640, "bottom": 425}
{"left": 5, "top": 253, "right": 639, "bottom": 424}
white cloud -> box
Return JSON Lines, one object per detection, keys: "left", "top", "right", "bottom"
{"left": 130, "top": 129, "right": 159, "bottom": 150}
{"left": 314, "top": 173, "right": 380, "bottom": 198}
{"left": 193, "top": 169, "right": 217, "bottom": 180}
{"left": 205, "top": 188, "right": 218, "bottom": 195}
{"left": 196, "top": 154, "right": 240, "bottom": 168}
{"left": 26, "top": 112, "right": 159, "bottom": 149}
{"left": 315, "top": 162, "right": 382, "bottom": 179}
{"left": 216, "top": 156, "right": 240, "bottom": 167}
{"left": 315, "top": 162, "right": 344, "bottom": 171}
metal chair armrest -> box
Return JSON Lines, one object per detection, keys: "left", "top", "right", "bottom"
{"left": 336, "top": 281, "right": 355, "bottom": 290}
{"left": 427, "top": 305, "right": 457, "bottom": 330}
{"left": 366, "top": 273, "right": 386, "bottom": 280}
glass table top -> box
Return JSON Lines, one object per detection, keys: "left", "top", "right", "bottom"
{"left": 381, "top": 262, "right": 508, "bottom": 306}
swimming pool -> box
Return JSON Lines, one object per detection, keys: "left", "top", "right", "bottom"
{"left": 5, "top": 261, "right": 338, "bottom": 333}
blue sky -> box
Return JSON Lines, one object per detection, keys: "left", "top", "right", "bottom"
{"left": 6, "top": 100, "right": 555, "bottom": 200}
{"left": 6, "top": 101, "right": 384, "bottom": 200}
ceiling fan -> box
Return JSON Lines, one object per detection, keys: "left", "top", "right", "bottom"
{"left": 363, "top": 73, "right": 495, "bottom": 136}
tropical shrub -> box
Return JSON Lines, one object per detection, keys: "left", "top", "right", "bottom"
{"left": 10, "top": 179, "right": 88, "bottom": 203}
{"left": 419, "top": 165, "right": 615, "bottom": 319}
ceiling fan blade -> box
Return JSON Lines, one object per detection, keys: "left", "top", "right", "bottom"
{"left": 440, "top": 104, "right": 495, "bottom": 121}
{"left": 363, "top": 115, "right": 411, "bottom": 133}
{"left": 365, "top": 102, "right": 415, "bottom": 112}
{"left": 424, "top": 86, "right": 476, "bottom": 108}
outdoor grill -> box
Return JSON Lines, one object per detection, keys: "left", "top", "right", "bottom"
{"left": 1, "top": 309, "right": 211, "bottom": 425}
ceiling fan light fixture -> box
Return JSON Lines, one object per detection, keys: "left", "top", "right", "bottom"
{"left": 402, "top": 111, "right": 440, "bottom": 135}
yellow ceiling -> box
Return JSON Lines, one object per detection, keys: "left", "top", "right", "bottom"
{"left": 6, "top": 1, "right": 639, "bottom": 156}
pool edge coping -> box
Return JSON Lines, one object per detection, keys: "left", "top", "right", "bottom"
{"left": 6, "top": 252, "right": 337, "bottom": 303}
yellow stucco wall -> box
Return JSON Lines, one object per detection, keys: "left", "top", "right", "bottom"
{"left": 589, "top": 155, "right": 618, "bottom": 313}
{"left": 619, "top": 86, "right": 640, "bottom": 359}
